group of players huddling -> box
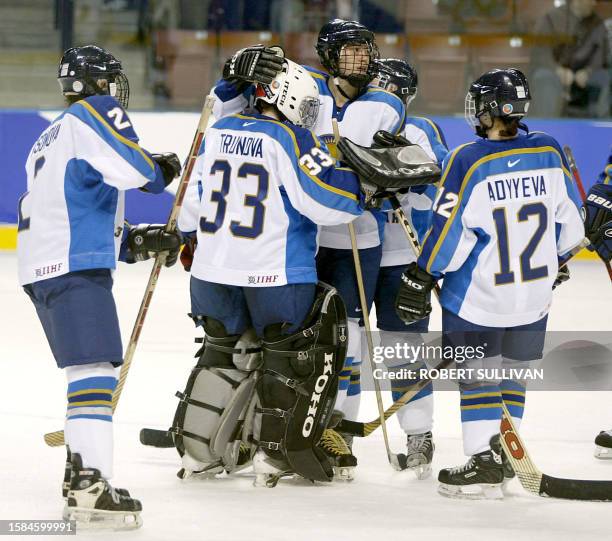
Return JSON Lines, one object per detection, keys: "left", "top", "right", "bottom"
{"left": 16, "top": 17, "right": 612, "bottom": 530}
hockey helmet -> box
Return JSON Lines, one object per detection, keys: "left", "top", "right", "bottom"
{"left": 58, "top": 45, "right": 130, "bottom": 108}
{"left": 315, "top": 19, "right": 379, "bottom": 88}
{"left": 373, "top": 58, "right": 418, "bottom": 106}
{"left": 255, "top": 59, "right": 320, "bottom": 129}
{"left": 465, "top": 68, "right": 530, "bottom": 134}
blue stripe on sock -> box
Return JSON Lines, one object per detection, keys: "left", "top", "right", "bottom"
{"left": 67, "top": 376, "right": 117, "bottom": 394}
{"left": 67, "top": 414, "right": 113, "bottom": 422}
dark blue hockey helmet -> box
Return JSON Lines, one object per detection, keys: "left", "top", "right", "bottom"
{"left": 465, "top": 68, "right": 530, "bottom": 135}
{"left": 373, "top": 58, "right": 418, "bottom": 106}
{"left": 58, "top": 45, "right": 130, "bottom": 108}
{"left": 315, "top": 19, "right": 379, "bottom": 88}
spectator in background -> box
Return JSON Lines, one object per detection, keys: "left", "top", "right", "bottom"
{"left": 531, "top": 0, "right": 609, "bottom": 118}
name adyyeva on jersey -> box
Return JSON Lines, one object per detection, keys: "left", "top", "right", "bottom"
{"left": 488, "top": 174, "right": 547, "bottom": 202}
{"left": 219, "top": 132, "right": 263, "bottom": 158}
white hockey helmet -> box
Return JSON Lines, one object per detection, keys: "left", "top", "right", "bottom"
{"left": 255, "top": 58, "right": 320, "bottom": 129}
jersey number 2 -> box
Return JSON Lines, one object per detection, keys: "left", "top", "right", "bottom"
{"left": 493, "top": 202, "right": 549, "bottom": 285}
{"left": 199, "top": 160, "right": 269, "bottom": 239}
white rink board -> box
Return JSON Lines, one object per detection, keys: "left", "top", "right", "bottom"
{"left": 1, "top": 252, "right": 611, "bottom": 541}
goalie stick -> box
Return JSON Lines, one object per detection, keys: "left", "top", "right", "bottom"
{"left": 563, "top": 145, "right": 612, "bottom": 282}
{"left": 43, "top": 95, "right": 217, "bottom": 447}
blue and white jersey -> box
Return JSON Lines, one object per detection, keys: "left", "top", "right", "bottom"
{"left": 417, "top": 132, "right": 584, "bottom": 327}
{"left": 213, "top": 68, "right": 405, "bottom": 249}
{"left": 381, "top": 116, "right": 448, "bottom": 267}
{"left": 178, "top": 112, "right": 363, "bottom": 287}
{"left": 17, "top": 95, "right": 166, "bottom": 286}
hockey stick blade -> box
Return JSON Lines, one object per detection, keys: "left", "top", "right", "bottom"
{"left": 500, "top": 403, "right": 612, "bottom": 501}
{"left": 140, "top": 428, "right": 174, "bottom": 448}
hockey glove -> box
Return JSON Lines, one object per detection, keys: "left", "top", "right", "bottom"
{"left": 127, "top": 224, "right": 181, "bottom": 267}
{"left": 152, "top": 152, "right": 182, "bottom": 187}
{"left": 552, "top": 264, "right": 570, "bottom": 290}
{"left": 395, "top": 262, "right": 435, "bottom": 324}
{"left": 583, "top": 183, "right": 612, "bottom": 262}
{"left": 222, "top": 45, "right": 284, "bottom": 85}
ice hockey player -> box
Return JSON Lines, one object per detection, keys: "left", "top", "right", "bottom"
{"left": 175, "top": 57, "right": 365, "bottom": 487}
{"left": 204, "top": 20, "right": 406, "bottom": 474}
{"left": 394, "top": 68, "right": 585, "bottom": 499}
{"left": 17, "top": 45, "right": 182, "bottom": 528}
{"left": 589, "top": 149, "right": 612, "bottom": 458}
{"left": 370, "top": 58, "right": 447, "bottom": 479}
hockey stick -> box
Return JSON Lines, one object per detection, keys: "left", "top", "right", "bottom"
{"left": 337, "top": 194, "right": 448, "bottom": 438}
{"left": 500, "top": 402, "right": 612, "bottom": 501}
{"left": 331, "top": 119, "right": 405, "bottom": 469}
{"left": 43, "top": 96, "right": 216, "bottom": 447}
{"left": 563, "top": 145, "right": 612, "bottom": 282}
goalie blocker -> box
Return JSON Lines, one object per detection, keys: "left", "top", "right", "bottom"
{"left": 169, "top": 282, "right": 348, "bottom": 483}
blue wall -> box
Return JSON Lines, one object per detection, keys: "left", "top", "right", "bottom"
{"left": 1, "top": 111, "right": 609, "bottom": 225}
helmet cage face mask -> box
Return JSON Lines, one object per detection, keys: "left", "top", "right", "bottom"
{"left": 256, "top": 59, "right": 320, "bottom": 129}
{"left": 374, "top": 60, "right": 418, "bottom": 106}
{"left": 464, "top": 70, "right": 531, "bottom": 135}
{"left": 58, "top": 46, "right": 130, "bottom": 109}
{"left": 335, "top": 40, "right": 379, "bottom": 87}
{"left": 316, "top": 21, "right": 379, "bottom": 87}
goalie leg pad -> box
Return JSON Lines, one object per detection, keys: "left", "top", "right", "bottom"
{"left": 257, "top": 283, "right": 348, "bottom": 482}
{"left": 171, "top": 319, "right": 261, "bottom": 472}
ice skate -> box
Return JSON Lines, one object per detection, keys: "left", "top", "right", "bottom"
{"left": 252, "top": 449, "right": 294, "bottom": 488}
{"left": 63, "top": 453, "right": 142, "bottom": 530}
{"left": 318, "top": 428, "right": 357, "bottom": 481}
{"left": 594, "top": 430, "right": 612, "bottom": 459}
{"left": 62, "top": 448, "right": 130, "bottom": 499}
{"left": 438, "top": 444, "right": 504, "bottom": 500}
{"left": 404, "top": 431, "right": 434, "bottom": 480}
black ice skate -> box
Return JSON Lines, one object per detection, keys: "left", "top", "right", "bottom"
{"left": 318, "top": 428, "right": 357, "bottom": 481}
{"left": 405, "top": 431, "right": 434, "bottom": 480}
{"left": 62, "top": 447, "right": 129, "bottom": 499}
{"left": 594, "top": 429, "right": 612, "bottom": 459}
{"left": 63, "top": 453, "right": 142, "bottom": 530}
{"left": 438, "top": 443, "right": 504, "bottom": 500}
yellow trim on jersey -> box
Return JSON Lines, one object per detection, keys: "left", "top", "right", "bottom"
{"left": 604, "top": 164, "right": 611, "bottom": 185}
{"left": 306, "top": 70, "right": 327, "bottom": 80}
{"left": 0, "top": 225, "right": 17, "bottom": 250}
{"left": 68, "top": 389, "right": 113, "bottom": 398}
{"left": 233, "top": 113, "right": 358, "bottom": 201}
{"left": 78, "top": 101, "right": 155, "bottom": 170}
{"left": 425, "top": 145, "right": 570, "bottom": 273}
{"left": 412, "top": 116, "right": 443, "bottom": 145}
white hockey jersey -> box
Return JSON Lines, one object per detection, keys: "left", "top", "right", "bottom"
{"left": 418, "top": 132, "right": 585, "bottom": 327}
{"left": 380, "top": 116, "right": 448, "bottom": 267}
{"left": 178, "top": 112, "right": 363, "bottom": 287}
{"left": 213, "top": 68, "right": 406, "bottom": 249}
{"left": 17, "top": 95, "right": 166, "bottom": 286}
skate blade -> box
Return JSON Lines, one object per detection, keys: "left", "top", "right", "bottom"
{"left": 63, "top": 506, "right": 142, "bottom": 531}
{"left": 253, "top": 471, "right": 294, "bottom": 488}
{"left": 594, "top": 446, "right": 612, "bottom": 459}
{"left": 438, "top": 482, "right": 504, "bottom": 500}
{"left": 407, "top": 461, "right": 432, "bottom": 480}
{"left": 333, "top": 465, "right": 355, "bottom": 482}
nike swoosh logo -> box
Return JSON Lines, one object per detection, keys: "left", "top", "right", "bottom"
{"left": 243, "top": 122, "right": 256, "bottom": 127}
{"left": 507, "top": 159, "right": 520, "bottom": 167}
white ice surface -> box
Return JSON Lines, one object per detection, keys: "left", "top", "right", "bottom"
{"left": 1, "top": 253, "right": 611, "bottom": 541}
